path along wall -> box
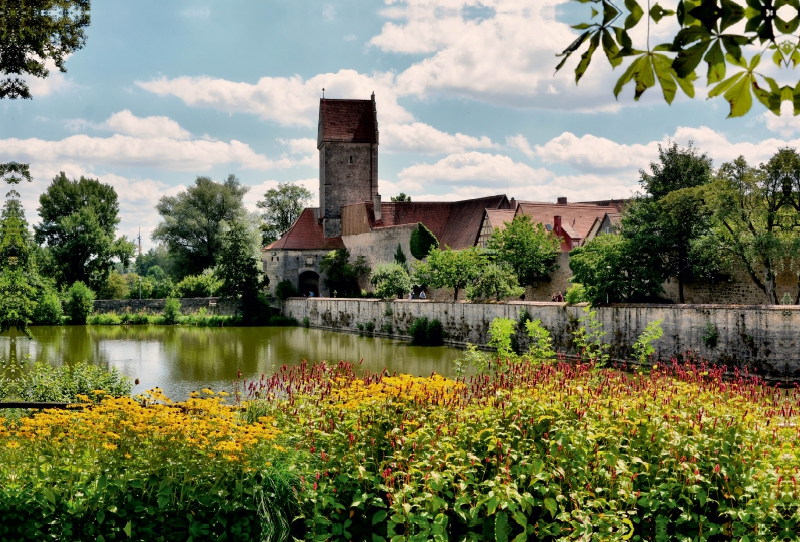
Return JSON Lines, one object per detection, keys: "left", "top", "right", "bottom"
{"left": 284, "top": 298, "right": 800, "bottom": 379}
{"left": 94, "top": 297, "right": 238, "bottom": 316}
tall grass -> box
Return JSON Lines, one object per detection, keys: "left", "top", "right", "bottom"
{"left": 87, "top": 311, "right": 296, "bottom": 327}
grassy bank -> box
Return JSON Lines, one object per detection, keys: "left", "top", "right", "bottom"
{"left": 87, "top": 311, "right": 297, "bottom": 327}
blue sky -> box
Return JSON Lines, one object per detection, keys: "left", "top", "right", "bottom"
{"left": 3, "top": 0, "right": 798, "bottom": 248}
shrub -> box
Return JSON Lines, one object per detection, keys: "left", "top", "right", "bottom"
{"left": 87, "top": 312, "right": 122, "bottom": 325}
{"left": 32, "top": 289, "right": 64, "bottom": 325}
{"left": 364, "top": 321, "right": 375, "bottom": 333}
{"left": 302, "top": 316, "right": 310, "bottom": 327}
{"left": 525, "top": 318, "right": 556, "bottom": 360}
{"left": 380, "top": 322, "right": 393, "bottom": 334}
{"left": 409, "top": 317, "right": 443, "bottom": 346}
{"left": 370, "top": 262, "right": 412, "bottom": 299}
{"left": 171, "top": 272, "right": 222, "bottom": 298}
{"left": 571, "top": 306, "right": 609, "bottom": 364}
{"left": 466, "top": 262, "right": 524, "bottom": 302}
{"left": 65, "top": 281, "right": 95, "bottom": 324}
{"left": 703, "top": 321, "right": 719, "bottom": 348}
{"left": 488, "top": 317, "right": 515, "bottom": 359}
{"left": 16, "top": 361, "right": 132, "bottom": 403}
{"left": 565, "top": 283, "right": 587, "bottom": 304}
{"left": 163, "top": 297, "right": 182, "bottom": 324}
{"left": 409, "top": 222, "right": 439, "bottom": 259}
{"left": 632, "top": 319, "right": 664, "bottom": 364}
{"left": 274, "top": 279, "right": 298, "bottom": 301}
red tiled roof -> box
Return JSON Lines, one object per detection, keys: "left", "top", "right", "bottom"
{"left": 484, "top": 209, "right": 517, "bottom": 231}
{"left": 318, "top": 99, "right": 377, "bottom": 145}
{"left": 441, "top": 195, "right": 509, "bottom": 248}
{"left": 265, "top": 208, "right": 345, "bottom": 251}
{"left": 516, "top": 202, "right": 613, "bottom": 243}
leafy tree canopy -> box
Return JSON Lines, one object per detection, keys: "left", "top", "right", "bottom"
{"left": 409, "top": 222, "right": 438, "bottom": 260}
{"left": 370, "top": 262, "right": 412, "bottom": 299}
{"left": 466, "top": 262, "right": 524, "bottom": 302}
{"left": 391, "top": 193, "right": 411, "bottom": 202}
{"left": 153, "top": 174, "right": 248, "bottom": 277}
{"left": 414, "top": 246, "right": 483, "bottom": 301}
{"left": 487, "top": 215, "right": 560, "bottom": 288}
{"left": 171, "top": 271, "right": 222, "bottom": 298}
{"left": 557, "top": 0, "right": 800, "bottom": 119}
{"left": 1, "top": 0, "right": 90, "bottom": 100}
{"left": 216, "top": 221, "right": 264, "bottom": 318}
{"left": 319, "top": 249, "right": 369, "bottom": 297}
{"left": 35, "top": 173, "right": 134, "bottom": 291}
{"left": 569, "top": 234, "right": 664, "bottom": 305}
{"left": 256, "top": 181, "right": 312, "bottom": 246}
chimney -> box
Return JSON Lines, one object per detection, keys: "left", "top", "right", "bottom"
{"left": 373, "top": 193, "right": 382, "bottom": 221}
{"left": 553, "top": 215, "right": 562, "bottom": 232}
{"left": 557, "top": 196, "right": 567, "bottom": 205}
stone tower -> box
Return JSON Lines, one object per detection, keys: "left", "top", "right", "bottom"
{"left": 317, "top": 93, "right": 379, "bottom": 238}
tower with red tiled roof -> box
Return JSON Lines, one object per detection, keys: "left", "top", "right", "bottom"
{"left": 317, "top": 93, "right": 379, "bottom": 238}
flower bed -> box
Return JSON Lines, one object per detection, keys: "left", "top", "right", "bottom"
{"left": 242, "top": 359, "right": 798, "bottom": 540}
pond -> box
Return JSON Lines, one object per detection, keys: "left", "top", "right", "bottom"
{"left": 1, "top": 326, "right": 464, "bottom": 400}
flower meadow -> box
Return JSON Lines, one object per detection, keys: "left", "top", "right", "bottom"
{"left": 1, "top": 358, "right": 799, "bottom": 541}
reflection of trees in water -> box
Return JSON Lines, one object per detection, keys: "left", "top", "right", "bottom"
{"left": 2, "top": 326, "right": 463, "bottom": 384}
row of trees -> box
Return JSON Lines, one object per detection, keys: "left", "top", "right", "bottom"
{"left": 571, "top": 143, "right": 800, "bottom": 306}
{"left": 315, "top": 218, "right": 562, "bottom": 302}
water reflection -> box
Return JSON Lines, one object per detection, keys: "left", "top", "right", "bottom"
{"left": 0, "top": 326, "right": 463, "bottom": 400}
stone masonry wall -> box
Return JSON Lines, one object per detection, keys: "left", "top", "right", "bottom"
{"left": 94, "top": 297, "right": 238, "bottom": 316}
{"left": 284, "top": 298, "right": 800, "bottom": 379}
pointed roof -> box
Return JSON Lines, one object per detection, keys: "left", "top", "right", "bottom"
{"left": 317, "top": 97, "right": 378, "bottom": 147}
{"left": 264, "top": 208, "right": 345, "bottom": 251}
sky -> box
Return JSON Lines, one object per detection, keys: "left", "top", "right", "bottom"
{"left": 4, "top": 0, "right": 800, "bottom": 249}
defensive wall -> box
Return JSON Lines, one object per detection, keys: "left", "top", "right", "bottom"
{"left": 283, "top": 298, "right": 800, "bottom": 379}
{"left": 93, "top": 297, "right": 238, "bottom": 316}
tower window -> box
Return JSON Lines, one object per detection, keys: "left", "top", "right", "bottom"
{"left": 349, "top": 156, "right": 353, "bottom": 164}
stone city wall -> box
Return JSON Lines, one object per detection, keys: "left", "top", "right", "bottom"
{"left": 284, "top": 298, "right": 800, "bottom": 379}
{"left": 94, "top": 297, "right": 238, "bottom": 316}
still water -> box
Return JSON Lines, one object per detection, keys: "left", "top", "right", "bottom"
{"left": 2, "top": 326, "right": 463, "bottom": 400}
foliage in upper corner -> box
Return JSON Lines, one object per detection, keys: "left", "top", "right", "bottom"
{"left": 555, "top": 0, "right": 800, "bottom": 119}
{"left": 409, "top": 222, "right": 439, "bottom": 260}
{"left": 0, "top": 0, "right": 91, "bottom": 100}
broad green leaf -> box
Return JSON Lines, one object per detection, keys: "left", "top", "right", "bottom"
{"left": 634, "top": 54, "right": 655, "bottom": 100}
{"left": 495, "top": 511, "right": 509, "bottom": 542}
{"left": 613, "top": 26, "right": 633, "bottom": 49}
{"left": 576, "top": 32, "right": 601, "bottom": 83}
{"left": 124, "top": 521, "right": 133, "bottom": 538}
{"left": 624, "top": 0, "right": 644, "bottom": 29}
{"left": 591, "top": 7, "right": 599, "bottom": 18}
{"left": 674, "top": 70, "right": 697, "bottom": 98}
{"left": 705, "top": 40, "right": 726, "bottom": 83}
{"left": 373, "top": 510, "right": 388, "bottom": 525}
{"left": 672, "top": 26, "right": 711, "bottom": 48}
{"left": 748, "top": 53, "right": 761, "bottom": 70}
{"left": 614, "top": 56, "right": 643, "bottom": 98}
{"left": 555, "top": 31, "right": 592, "bottom": 73}
{"left": 773, "top": 48, "right": 784, "bottom": 67}
{"left": 725, "top": 52, "right": 747, "bottom": 68}
{"left": 724, "top": 73, "right": 753, "bottom": 117}
{"left": 603, "top": 0, "right": 621, "bottom": 25}
{"left": 543, "top": 497, "right": 558, "bottom": 518}
{"left": 720, "top": 0, "right": 746, "bottom": 31}
{"left": 602, "top": 29, "right": 622, "bottom": 67}
{"left": 571, "top": 23, "right": 596, "bottom": 30}
{"left": 774, "top": 13, "right": 800, "bottom": 34}
{"left": 649, "top": 2, "right": 675, "bottom": 23}
{"left": 653, "top": 54, "right": 677, "bottom": 103}
{"left": 709, "top": 71, "right": 745, "bottom": 98}
{"left": 673, "top": 40, "right": 711, "bottom": 78}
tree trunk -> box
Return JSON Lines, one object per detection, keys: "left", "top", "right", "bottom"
{"left": 453, "top": 287, "right": 459, "bottom": 301}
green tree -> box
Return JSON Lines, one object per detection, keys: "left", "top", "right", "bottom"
{"left": 97, "top": 272, "right": 129, "bottom": 299}
{"left": 65, "top": 281, "right": 95, "bottom": 324}
{"left": 569, "top": 235, "right": 664, "bottom": 305}
{"left": 274, "top": 279, "right": 298, "bottom": 301}
{"left": 216, "top": 221, "right": 264, "bottom": 318}
{"left": 32, "top": 288, "right": 63, "bottom": 325}
{"left": 415, "top": 246, "right": 483, "bottom": 301}
{"left": 639, "top": 142, "right": 714, "bottom": 200}
{"left": 256, "top": 181, "right": 312, "bottom": 246}
{"left": 171, "top": 272, "right": 222, "bottom": 298}
{"left": 0, "top": 193, "right": 39, "bottom": 333}
{"left": 488, "top": 215, "right": 560, "bottom": 288}
{"left": 35, "top": 173, "right": 134, "bottom": 290}
{"left": 153, "top": 174, "right": 249, "bottom": 277}
{"left": 1, "top": 0, "right": 91, "bottom": 100}
{"left": 391, "top": 193, "right": 411, "bottom": 202}
{"left": 409, "top": 223, "right": 438, "bottom": 260}
{"left": 319, "top": 249, "right": 369, "bottom": 297}
{"left": 393, "top": 244, "right": 407, "bottom": 269}
{"left": 709, "top": 152, "right": 800, "bottom": 304}
{"left": 134, "top": 245, "right": 175, "bottom": 278}
{"left": 162, "top": 297, "right": 181, "bottom": 324}
{"left": 370, "top": 262, "right": 412, "bottom": 299}
{"left": 466, "top": 262, "right": 524, "bottom": 302}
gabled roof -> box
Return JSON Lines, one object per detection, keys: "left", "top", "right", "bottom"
{"left": 318, "top": 98, "right": 378, "bottom": 146}
{"left": 515, "top": 202, "right": 614, "bottom": 244}
{"left": 264, "top": 208, "right": 345, "bottom": 251}
{"left": 343, "top": 194, "right": 510, "bottom": 250}
{"left": 484, "top": 209, "right": 517, "bottom": 231}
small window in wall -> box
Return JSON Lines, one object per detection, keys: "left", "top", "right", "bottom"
{"left": 349, "top": 156, "right": 353, "bottom": 164}
{"left": 296, "top": 257, "right": 299, "bottom": 261}
{"left": 276, "top": 256, "right": 279, "bottom": 261}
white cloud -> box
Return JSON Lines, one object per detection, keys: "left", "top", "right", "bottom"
{"left": 21, "top": 58, "right": 77, "bottom": 98}
{"left": 280, "top": 137, "right": 318, "bottom": 155}
{"left": 67, "top": 110, "right": 193, "bottom": 140}
{"left": 505, "top": 134, "right": 535, "bottom": 158}
{"left": 534, "top": 132, "right": 658, "bottom": 172}
{"left": 323, "top": 4, "right": 336, "bottom": 22}
{"left": 762, "top": 102, "right": 800, "bottom": 137}
{"left": 137, "top": 69, "right": 413, "bottom": 127}
{"left": 0, "top": 134, "right": 306, "bottom": 171}
{"left": 382, "top": 122, "right": 496, "bottom": 153}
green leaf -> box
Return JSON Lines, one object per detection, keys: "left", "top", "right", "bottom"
{"left": 653, "top": 54, "right": 678, "bottom": 104}
{"left": 724, "top": 73, "right": 754, "bottom": 117}
{"left": 571, "top": 23, "right": 596, "bottom": 30}
{"left": 373, "top": 510, "right": 388, "bottom": 525}
{"left": 708, "top": 71, "right": 745, "bottom": 98}
{"left": 614, "top": 55, "right": 643, "bottom": 98}
{"left": 372, "top": 536, "right": 387, "bottom": 542}
{"left": 613, "top": 26, "right": 633, "bottom": 49}
{"left": 495, "top": 511, "right": 509, "bottom": 542}
{"left": 603, "top": 0, "right": 621, "bottom": 26}
{"left": 773, "top": 48, "right": 784, "bottom": 67}
{"left": 602, "top": 29, "right": 622, "bottom": 68}
{"left": 649, "top": 2, "right": 675, "bottom": 23}
{"left": 512, "top": 534, "right": 528, "bottom": 542}
{"left": 634, "top": 54, "right": 655, "bottom": 100}
{"left": 555, "top": 31, "right": 592, "bottom": 73}
{"left": 720, "top": 0, "right": 746, "bottom": 31}
{"left": 748, "top": 53, "right": 761, "bottom": 70}
{"left": 624, "top": 0, "right": 644, "bottom": 29}
{"left": 672, "top": 40, "right": 711, "bottom": 78}
{"left": 543, "top": 497, "right": 558, "bottom": 519}
{"left": 576, "top": 33, "right": 601, "bottom": 83}
{"left": 675, "top": 70, "right": 697, "bottom": 98}
{"left": 705, "top": 40, "right": 726, "bottom": 83}
{"left": 124, "top": 521, "right": 132, "bottom": 538}
{"left": 43, "top": 488, "right": 56, "bottom": 505}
